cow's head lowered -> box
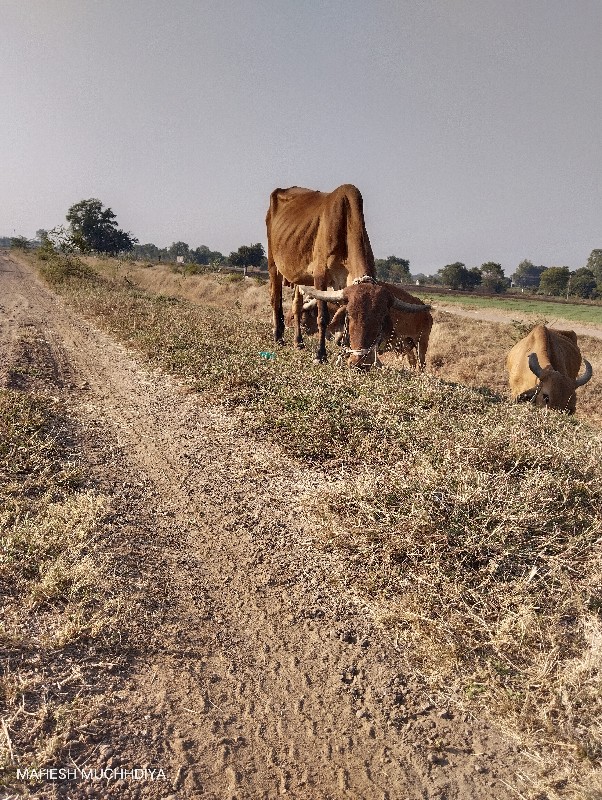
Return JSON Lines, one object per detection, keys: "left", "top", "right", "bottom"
{"left": 524, "top": 353, "right": 592, "bottom": 413}
{"left": 299, "top": 279, "right": 429, "bottom": 370}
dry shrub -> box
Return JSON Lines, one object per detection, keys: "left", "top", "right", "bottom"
{"left": 36, "top": 253, "right": 96, "bottom": 286}
{"left": 85, "top": 256, "right": 275, "bottom": 324}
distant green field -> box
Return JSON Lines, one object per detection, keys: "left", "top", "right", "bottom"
{"left": 415, "top": 291, "right": 602, "bottom": 325}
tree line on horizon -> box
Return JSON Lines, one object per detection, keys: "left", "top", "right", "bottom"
{"left": 13, "top": 199, "right": 267, "bottom": 274}
{"left": 4, "top": 198, "right": 601, "bottom": 299}
{"left": 427, "top": 254, "right": 602, "bottom": 299}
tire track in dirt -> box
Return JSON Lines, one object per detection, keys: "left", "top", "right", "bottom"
{"left": 1, "top": 253, "right": 530, "bottom": 799}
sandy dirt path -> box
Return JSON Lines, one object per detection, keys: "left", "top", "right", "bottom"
{"left": 1, "top": 253, "right": 531, "bottom": 799}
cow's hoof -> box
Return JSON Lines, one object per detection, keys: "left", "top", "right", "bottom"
{"left": 313, "top": 354, "right": 328, "bottom": 365}
{"left": 294, "top": 341, "right": 305, "bottom": 350}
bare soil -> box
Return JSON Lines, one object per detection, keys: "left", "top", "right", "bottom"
{"left": 431, "top": 302, "right": 602, "bottom": 340}
{"left": 1, "top": 253, "right": 542, "bottom": 799}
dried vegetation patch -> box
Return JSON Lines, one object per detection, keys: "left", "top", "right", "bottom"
{"left": 0, "top": 389, "right": 118, "bottom": 789}
{"left": 426, "top": 311, "right": 602, "bottom": 428}
{"left": 31, "top": 252, "right": 602, "bottom": 792}
{"left": 317, "top": 406, "right": 602, "bottom": 770}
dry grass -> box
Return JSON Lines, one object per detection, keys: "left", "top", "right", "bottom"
{"left": 425, "top": 310, "right": 602, "bottom": 428}
{"left": 29, "top": 252, "right": 602, "bottom": 793}
{"left": 0, "top": 390, "right": 115, "bottom": 785}
{"left": 90, "top": 257, "right": 602, "bottom": 429}
{"left": 0, "top": 391, "right": 103, "bottom": 621}
{"left": 87, "top": 255, "right": 273, "bottom": 324}
{"left": 315, "top": 408, "right": 602, "bottom": 767}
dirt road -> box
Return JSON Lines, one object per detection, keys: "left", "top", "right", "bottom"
{"left": 431, "top": 301, "right": 602, "bottom": 340}
{"left": 1, "top": 253, "right": 530, "bottom": 799}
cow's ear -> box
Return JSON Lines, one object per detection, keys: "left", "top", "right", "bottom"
{"left": 516, "top": 389, "right": 537, "bottom": 403}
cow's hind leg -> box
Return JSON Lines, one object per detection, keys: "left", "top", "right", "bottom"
{"left": 403, "top": 339, "right": 418, "bottom": 369}
{"left": 314, "top": 298, "right": 330, "bottom": 363}
{"left": 417, "top": 322, "right": 432, "bottom": 371}
{"left": 292, "top": 285, "right": 305, "bottom": 349}
{"left": 270, "top": 266, "right": 285, "bottom": 345}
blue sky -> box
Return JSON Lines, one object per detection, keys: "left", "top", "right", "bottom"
{"left": 2, "top": 0, "right": 601, "bottom": 274}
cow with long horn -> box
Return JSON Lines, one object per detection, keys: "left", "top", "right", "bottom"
{"left": 266, "top": 184, "right": 428, "bottom": 369}
{"left": 506, "top": 324, "right": 592, "bottom": 413}
{"left": 300, "top": 280, "right": 430, "bottom": 369}
{"left": 298, "top": 282, "right": 433, "bottom": 370}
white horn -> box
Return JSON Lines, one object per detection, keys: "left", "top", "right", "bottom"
{"left": 299, "top": 286, "right": 345, "bottom": 303}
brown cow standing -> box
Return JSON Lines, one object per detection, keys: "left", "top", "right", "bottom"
{"left": 506, "top": 324, "right": 592, "bottom": 412}
{"left": 287, "top": 283, "right": 433, "bottom": 370}
{"left": 266, "top": 184, "right": 427, "bottom": 368}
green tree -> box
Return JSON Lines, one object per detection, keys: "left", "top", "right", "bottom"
{"left": 479, "top": 261, "right": 507, "bottom": 293}
{"left": 229, "top": 243, "right": 265, "bottom": 274}
{"left": 168, "top": 241, "right": 190, "bottom": 262}
{"left": 132, "top": 242, "right": 165, "bottom": 261}
{"left": 375, "top": 260, "right": 390, "bottom": 281}
{"left": 585, "top": 249, "right": 602, "bottom": 286}
{"left": 35, "top": 229, "right": 54, "bottom": 258}
{"left": 512, "top": 259, "right": 547, "bottom": 289}
{"left": 438, "top": 263, "right": 483, "bottom": 291}
{"left": 66, "top": 198, "right": 137, "bottom": 254}
{"left": 438, "top": 262, "right": 466, "bottom": 290}
{"left": 10, "top": 236, "right": 30, "bottom": 250}
{"left": 46, "top": 224, "right": 77, "bottom": 253}
{"left": 375, "top": 255, "right": 411, "bottom": 283}
{"left": 539, "top": 266, "right": 570, "bottom": 296}
{"left": 437, "top": 262, "right": 476, "bottom": 290}
{"left": 569, "top": 268, "right": 597, "bottom": 299}
{"left": 192, "top": 245, "right": 225, "bottom": 266}
{"left": 465, "top": 266, "right": 483, "bottom": 291}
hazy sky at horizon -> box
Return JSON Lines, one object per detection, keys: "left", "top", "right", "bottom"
{"left": 2, "top": 0, "right": 601, "bottom": 275}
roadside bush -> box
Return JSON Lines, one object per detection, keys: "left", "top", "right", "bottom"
{"left": 36, "top": 251, "right": 96, "bottom": 285}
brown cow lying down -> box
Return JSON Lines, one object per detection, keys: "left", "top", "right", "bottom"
{"left": 286, "top": 283, "right": 433, "bottom": 370}
{"left": 506, "top": 324, "right": 592, "bottom": 412}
